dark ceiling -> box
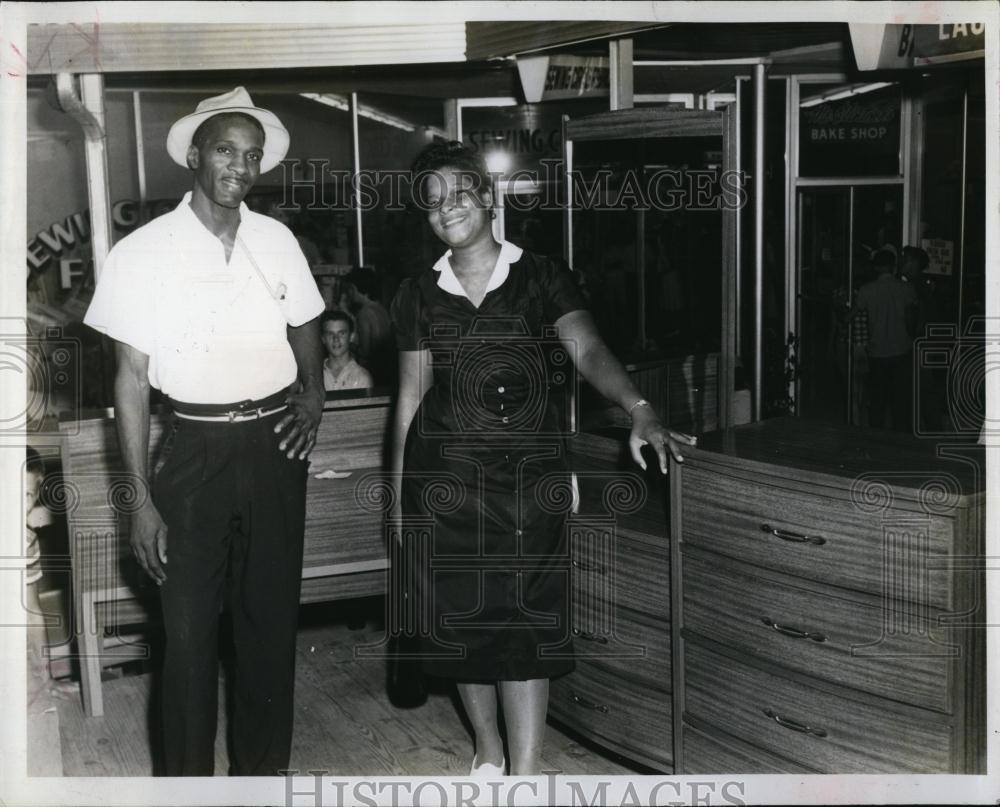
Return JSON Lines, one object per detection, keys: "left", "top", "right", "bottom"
{"left": 26, "top": 21, "right": 866, "bottom": 124}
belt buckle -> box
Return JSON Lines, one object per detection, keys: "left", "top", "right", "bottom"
{"left": 228, "top": 410, "right": 236, "bottom": 423}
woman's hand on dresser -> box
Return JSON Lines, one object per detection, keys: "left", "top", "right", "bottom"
{"left": 628, "top": 407, "right": 697, "bottom": 474}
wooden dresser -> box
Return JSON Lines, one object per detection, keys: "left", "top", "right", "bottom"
{"left": 548, "top": 429, "right": 673, "bottom": 771}
{"left": 669, "top": 418, "right": 985, "bottom": 774}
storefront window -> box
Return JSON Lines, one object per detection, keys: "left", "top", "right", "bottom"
{"left": 572, "top": 135, "right": 724, "bottom": 363}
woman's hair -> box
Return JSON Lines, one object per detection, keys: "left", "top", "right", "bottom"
{"left": 410, "top": 141, "right": 494, "bottom": 216}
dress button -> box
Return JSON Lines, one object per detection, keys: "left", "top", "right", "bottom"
{"left": 498, "top": 386, "right": 505, "bottom": 393}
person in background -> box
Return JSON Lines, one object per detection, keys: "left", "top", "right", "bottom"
{"left": 321, "top": 309, "right": 373, "bottom": 391}
{"left": 390, "top": 141, "right": 695, "bottom": 776}
{"left": 340, "top": 267, "right": 395, "bottom": 385}
{"left": 900, "top": 246, "right": 937, "bottom": 335}
{"left": 855, "top": 248, "right": 918, "bottom": 431}
{"left": 84, "top": 87, "right": 325, "bottom": 776}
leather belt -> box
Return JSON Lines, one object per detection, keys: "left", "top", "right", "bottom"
{"left": 174, "top": 404, "right": 288, "bottom": 423}
{"left": 170, "top": 389, "right": 290, "bottom": 423}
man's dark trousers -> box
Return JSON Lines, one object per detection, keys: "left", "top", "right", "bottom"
{"left": 868, "top": 351, "right": 914, "bottom": 432}
{"left": 153, "top": 410, "right": 307, "bottom": 776}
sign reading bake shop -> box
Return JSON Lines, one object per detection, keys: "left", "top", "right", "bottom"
{"left": 799, "top": 86, "right": 901, "bottom": 177}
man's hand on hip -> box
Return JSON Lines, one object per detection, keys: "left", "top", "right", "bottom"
{"left": 132, "top": 500, "right": 168, "bottom": 585}
{"left": 275, "top": 386, "right": 324, "bottom": 460}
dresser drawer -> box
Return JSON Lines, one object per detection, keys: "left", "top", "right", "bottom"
{"left": 568, "top": 530, "right": 670, "bottom": 686}
{"left": 680, "top": 465, "right": 957, "bottom": 610}
{"left": 549, "top": 660, "right": 671, "bottom": 769}
{"left": 681, "top": 550, "right": 955, "bottom": 713}
{"left": 571, "top": 442, "right": 668, "bottom": 541}
{"left": 683, "top": 643, "right": 955, "bottom": 773}
{"left": 680, "top": 722, "right": 815, "bottom": 774}
{"left": 568, "top": 597, "right": 670, "bottom": 688}
{"left": 570, "top": 526, "right": 669, "bottom": 620}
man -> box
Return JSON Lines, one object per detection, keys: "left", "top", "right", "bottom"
{"left": 84, "top": 87, "right": 325, "bottom": 776}
{"left": 321, "top": 310, "right": 373, "bottom": 391}
{"left": 339, "top": 267, "right": 394, "bottom": 385}
{"left": 855, "top": 248, "right": 918, "bottom": 431}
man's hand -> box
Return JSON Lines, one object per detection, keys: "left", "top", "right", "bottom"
{"left": 131, "top": 500, "right": 168, "bottom": 585}
{"left": 628, "top": 406, "right": 698, "bottom": 475}
{"left": 274, "top": 386, "right": 324, "bottom": 460}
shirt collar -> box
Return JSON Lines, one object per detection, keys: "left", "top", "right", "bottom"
{"left": 178, "top": 190, "right": 252, "bottom": 235}
{"left": 432, "top": 240, "right": 523, "bottom": 299}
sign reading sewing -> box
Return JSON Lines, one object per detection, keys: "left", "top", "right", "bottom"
{"left": 517, "top": 54, "right": 609, "bottom": 103}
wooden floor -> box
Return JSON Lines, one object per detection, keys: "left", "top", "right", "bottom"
{"left": 53, "top": 601, "right": 640, "bottom": 777}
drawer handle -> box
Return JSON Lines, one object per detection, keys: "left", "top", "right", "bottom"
{"left": 760, "top": 523, "right": 826, "bottom": 546}
{"left": 570, "top": 692, "right": 609, "bottom": 713}
{"left": 572, "top": 559, "right": 606, "bottom": 574}
{"left": 759, "top": 616, "right": 827, "bottom": 643}
{"left": 763, "top": 708, "right": 828, "bottom": 738}
{"left": 573, "top": 629, "right": 610, "bottom": 644}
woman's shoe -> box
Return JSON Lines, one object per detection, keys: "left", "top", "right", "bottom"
{"left": 469, "top": 755, "right": 506, "bottom": 777}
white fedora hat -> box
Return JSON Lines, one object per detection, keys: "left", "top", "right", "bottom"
{"left": 166, "top": 86, "right": 290, "bottom": 173}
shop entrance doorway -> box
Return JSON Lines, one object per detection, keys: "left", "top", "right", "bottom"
{"left": 795, "top": 183, "right": 903, "bottom": 425}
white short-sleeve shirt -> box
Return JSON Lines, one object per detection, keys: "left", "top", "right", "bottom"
{"left": 85, "top": 192, "right": 325, "bottom": 404}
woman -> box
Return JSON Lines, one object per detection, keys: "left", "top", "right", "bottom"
{"left": 390, "top": 142, "right": 694, "bottom": 776}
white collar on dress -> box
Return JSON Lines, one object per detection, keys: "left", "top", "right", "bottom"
{"left": 432, "top": 240, "right": 523, "bottom": 300}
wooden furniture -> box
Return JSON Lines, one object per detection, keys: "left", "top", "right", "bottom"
{"left": 581, "top": 353, "right": 721, "bottom": 435}
{"left": 670, "top": 418, "right": 985, "bottom": 773}
{"left": 547, "top": 429, "right": 673, "bottom": 772}
{"left": 549, "top": 353, "right": 722, "bottom": 773}
{"left": 58, "top": 393, "right": 392, "bottom": 717}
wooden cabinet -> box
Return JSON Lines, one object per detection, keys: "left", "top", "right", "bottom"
{"left": 670, "top": 418, "right": 985, "bottom": 774}
{"left": 549, "top": 431, "right": 673, "bottom": 772}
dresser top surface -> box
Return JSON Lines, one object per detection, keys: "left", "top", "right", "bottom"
{"left": 688, "top": 417, "right": 985, "bottom": 496}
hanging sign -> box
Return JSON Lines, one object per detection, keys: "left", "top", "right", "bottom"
{"left": 516, "top": 54, "right": 609, "bottom": 103}
{"left": 849, "top": 23, "right": 985, "bottom": 71}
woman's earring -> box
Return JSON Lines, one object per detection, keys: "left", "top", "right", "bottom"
{"left": 490, "top": 209, "right": 497, "bottom": 220}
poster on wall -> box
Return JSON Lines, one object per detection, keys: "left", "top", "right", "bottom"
{"left": 921, "top": 237, "right": 955, "bottom": 275}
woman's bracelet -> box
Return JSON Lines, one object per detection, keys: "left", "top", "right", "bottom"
{"left": 627, "top": 398, "right": 651, "bottom": 417}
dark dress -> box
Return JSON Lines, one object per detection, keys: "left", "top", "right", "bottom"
{"left": 390, "top": 248, "right": 586, "bottom": 681}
